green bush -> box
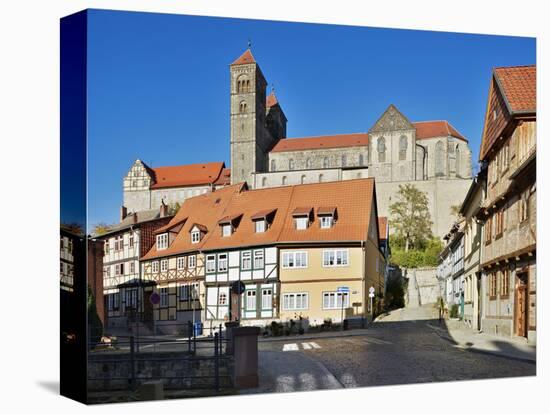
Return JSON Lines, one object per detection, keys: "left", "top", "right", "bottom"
{"left": 389, "top": 238, "right": 444, "bottom": 269}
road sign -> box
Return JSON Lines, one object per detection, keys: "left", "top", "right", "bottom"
{"left": 369, "top": 292, "right": 375, "bottom": 298}
{"left": 369, "top": 286, "right": 375, "bottom": 294}
{"left": 150, "top": 292, "right": 160, "bottom": 305}
{"left": 337, "top": 286, "right": 350, "bottom": 293}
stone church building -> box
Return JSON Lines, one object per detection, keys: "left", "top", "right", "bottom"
{"left": 122, "top": 48, "right": 473, "bottom": 238}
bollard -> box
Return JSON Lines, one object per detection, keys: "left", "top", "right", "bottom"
{"left": 187, "top": 321, "right": 192, "bottom": 354}
{"left": 231, "top": 327, "right": 260, "bottom": 388}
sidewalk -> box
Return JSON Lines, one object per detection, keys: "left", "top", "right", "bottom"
{"left": 428, "top": 319, "right": 536, "bottom": 363}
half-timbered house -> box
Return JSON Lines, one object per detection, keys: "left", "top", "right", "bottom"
{"left": 478, "top": 65, "right": 536, "bottom": 342}
{"left": 96, "top": 203, "right": 172, "bottom": 330}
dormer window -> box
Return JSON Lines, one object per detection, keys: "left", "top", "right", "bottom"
{"left": 296, "top": 217, "right": 308, "bottom": 230}
{"left": 292, "top": 207, "right": 313, "bottom": 230}
{"left": 317, "top": 207, "right": 337, "bottom": 229}
{"left": 156, "top": 233, "right": 168, "bottom": 250}
{"left": 222, "top": 224, "right": 232, "bottom": 237}
{"left": 191, "top": 230, "right": 200, "bottom": 244}
{"left": 255, "top": 220, "right": 266, "bottom": 233}
{"left": 320, "top": 216, "right": 333, "bottom": 229}
{"left": 251, "top": 209, "right": 277, "bottom": 233}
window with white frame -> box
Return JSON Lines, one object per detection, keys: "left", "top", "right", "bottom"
{"left": 218, "top": 254, "right": 228, "bottom": 272}
{"left": 130, "top": 262, "right": 135, "bottom": 274}
{"left": 159, "top": 287, "right": 169, "bottom": 307}
{"left": 152, "top": 261, "right": 159, "bottom": 273}
{"left": 177, "top": 256, "right": 186, "bottom": 270}
{"left": 262, "top": 288, "right": 272, "bottom": 309}
{"left": 104, "top": 266, "right": 111, "bottom": 277}
{"left": 206, "top": 255, "right": 216, "bottom": 273}
{"left": 283, "top": 292, "right": 309, "bottom": 310}
{"left": 156, "top": 233, "right": 168, "bottom": 250}
{"left": 246, "top": 290, "right": 256, "bottom": 310}
{"left": 254, "top": 250, "right": 264, "bottom": 268}
{"left": 160, "top": 259, "right": 168, "bottom": 272}
{"left": 322, "top": 291, "right": 349, "bottom": 309}
{"left": 129, "top": 234, "right": 134, "bottom": 248}
{"left": 295, "top": 217, "right": 308, "bottom": 230}
{"left": 323, "top": 249, "right": 349, "bottom": 267}
{"left": 222, "top": 224, "right": 232, "bottom": 237}
{"left": 188, "top": 255, "right": 196, "bottom": 269}
{"left": 108, "top": 292, "right": 120, "bottom": 310}
{"left": 218, "top": 291, "right": 227, "bottom": 305}
{"left": 282, "top": 251, "right": 308, "bottom": 268}
{"left": 241, "top": 251, "right": 252, "bottom": 270}
{"left": 255, "top": 220, "right": 266, "bottom": 233}
{"left": 320, "top": 216, "right": 333, "bottom": 229}
{"left": 191, "top": 230, "right": 200, "bottom": 243}
{"left": 115, "top": 263, "right": 124, "bottom": 276}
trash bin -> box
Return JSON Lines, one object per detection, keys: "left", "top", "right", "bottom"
{"left": 343, "top": 319, "right": 349, "bottom": 331}
{"left": 193, "top": 322, "right": 203, "bottom": 336}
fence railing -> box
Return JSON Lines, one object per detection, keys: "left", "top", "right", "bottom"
{"left": 88, "top": 324, "right": 232, "bottom": 392}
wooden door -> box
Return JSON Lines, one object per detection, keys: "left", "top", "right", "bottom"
{"left": 515, "top": 273, "right": 528, "bottom": 337}
{"left": 230, "top": 290, "right": 240, "bottom": 321}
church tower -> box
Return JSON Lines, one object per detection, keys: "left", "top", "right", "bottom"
{"left": 230, "top": 48, "right": 279, "bottom": 185}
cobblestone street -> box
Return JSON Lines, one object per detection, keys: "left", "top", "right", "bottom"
{"left": 255, "top": 306, "right": 536, "bottom": 392}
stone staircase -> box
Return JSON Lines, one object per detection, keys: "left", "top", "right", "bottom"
{"left": 405, "top": 267, "right": 440, "bottom": 307}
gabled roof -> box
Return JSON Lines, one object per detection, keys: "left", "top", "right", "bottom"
{"left": 141, "top": 179, "right": 377, "bottom": 257}
{"left": 213, "top": 168, "right": 231, "bottom": 186}
{"left": 269, "top": 120, "right": 467, "bottom": 153}
{"left": 97, "top": 208, "right": 172, "bottom": 238}
{"left": 141, "top": 184, "right": 246, "bottom": 260}
{"left": 149, "top": 162, "right": 227, "bottom": 189}
{"left": 494, "top": 65, "right": 536, "bottom": 114}
{"left": 270, "top": 133, "right": 369, "bottom": 153}
{"left": 231, "top": 49, "right": 256, "bottom": 66}
{"left": 414, "top": 121, "right": 466, "bottom": 141}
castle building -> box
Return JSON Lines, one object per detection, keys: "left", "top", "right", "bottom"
{"left": 123, "top": 48, "right": 474, "bottom": 238}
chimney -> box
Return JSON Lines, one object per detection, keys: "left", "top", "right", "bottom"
{"left": 120, "top": 206, "right": 128, "bottom": 222}
{"left": 160, "top": 200, "right": 168, "bottom": 218}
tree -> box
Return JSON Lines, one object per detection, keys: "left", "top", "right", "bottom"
{"left": 60, "top": 222, "right": 84, "bottom": 235}
{"left": 168, "top": 202, "right": 181, "bottom": 216}
{"left": 450, "top": 204, "right": 462, "bottom": 220}
{"left": 92, "top": 222, "right": 114, "bottom": 236}
{"left": 389, "top": 184, "right": 433, "bottom": 251}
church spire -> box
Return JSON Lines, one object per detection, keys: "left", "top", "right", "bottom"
{"left": 231, "top": 48, "right": 256, "bottom": 66}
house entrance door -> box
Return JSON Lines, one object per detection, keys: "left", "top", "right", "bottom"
{"left": 515, "top": 272, "right": 528, "bottom": 338}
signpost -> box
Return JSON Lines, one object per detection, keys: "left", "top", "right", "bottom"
{"left": 337, "top": 286, "right": 349, "bottom": 330}
{"left": 369, "top": 286, "right": 375, "bottom": 316}
{"left": 231, "top": 281, "right": 246, "bottom": 322}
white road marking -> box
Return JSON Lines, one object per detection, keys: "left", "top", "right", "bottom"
{"left": 283, "top": 343, "right": 299, "bottom": 351}
{"left": 302, "top": 342, "right": 312, "bottom": 350}
{"left": 310, "top": 342, "right": 321, "bottom": 349}
{"left": 364, "top": 337, "right": 392, "bottom": 345}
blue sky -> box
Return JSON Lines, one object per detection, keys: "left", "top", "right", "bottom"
{"left": 87, "top": 9, "right": 535, "bottom": 227}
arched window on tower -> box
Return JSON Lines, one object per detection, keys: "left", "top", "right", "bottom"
{"left": 399, "top": 135, "right": 408, "bottom": 161}
{"left": 323, "top": 157, "right": 329, "bottom": 168}
{"left": 270, "top": 159, "right": 276, "bottom": 172}
{"left": 239, "top": 101, "right": 247, "bottom": 113}
{"left": 377, "top": 137, "right": 386, "bottom": 163}
{"left": 341, "top": 155, "right": 347, "bottom": 167}
{"left": 289, "top": 159, "right": 295, "bottom": 170}
{"left": 435, "top": 140, "right": 445, "bottom": 177}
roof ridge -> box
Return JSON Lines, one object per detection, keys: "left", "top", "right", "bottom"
{"left": 494, "top": 64, "right": 536, "bottom": 70}
{"left": 283, "top": 132, "right": 368, "bottom": 140}
{"left": 152, "top": 161, "right": 224, "bottom": 170}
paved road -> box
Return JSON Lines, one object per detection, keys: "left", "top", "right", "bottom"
{"left": 257, "top": 306, "right": 535, "bottom": 390}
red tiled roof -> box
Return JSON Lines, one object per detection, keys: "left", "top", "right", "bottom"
{"left": 378, "top": 217, "right": 388, "bottom": 241}
{"left": 213, "top": 168, "right": 231, "bottom": 186}
{"left": 218, "top": 213, "right": 243, "bottom": 225}
{"left": 317, "top": 207, "right": 337, "bottom": 216}
{"left": 266, "top": 92, "right": 279, "bottom": 108}
{"left": 250, "top": 208, "right": 277, "bottom": 220}
{"left": 292, "top": 207, "right": 313, "bottom": 216}
{"left": 271, "top": 133, "right": 369, "bottom": 153}
{"left": 142, "top": 179, "right": 377, "bottom": 257}
{"left": 494, "top": 65, "right": 536, "bottom": 113}
{"left": 270, "top": 121, "right": 467, "bottom": 153}
{"left": 150, "top": 162, "right": 226, "bottom": 189}
{"left": 413, "top": 121, "right": 467, "bottom": 142}
{"left": 231, "top": 49, "right": 256, "bottom": 66}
